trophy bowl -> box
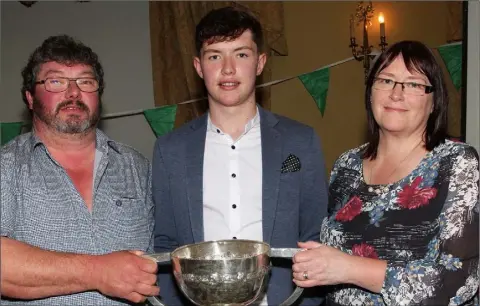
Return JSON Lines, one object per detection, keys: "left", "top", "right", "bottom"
{"left": 145, "top": 239, "right": 303, "bottom": 306}
{"left": 172, "top": 239, "right": 270, "bottom": 305}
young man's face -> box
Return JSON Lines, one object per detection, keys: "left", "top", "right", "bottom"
{"left": 193, "top": 30, "right": 266, "bottom": 108}
{"left": 26, "top": 61, "right": 100, "bottom": 134}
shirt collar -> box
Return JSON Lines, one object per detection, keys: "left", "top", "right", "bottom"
{"left": 207, "top": 106, "right": 260, "bottom": 135}
{"left": 29, "top": 128, "right": 121, "bottom": 154}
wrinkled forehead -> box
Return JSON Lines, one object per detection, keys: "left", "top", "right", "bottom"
{"left": 36, "top": 61, "right": 94, "bottom": 77}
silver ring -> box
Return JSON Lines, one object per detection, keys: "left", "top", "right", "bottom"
{"left": 303, "top": 271, "right": 309, "bottom": 280}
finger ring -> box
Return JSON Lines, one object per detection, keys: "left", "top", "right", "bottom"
{"left": 303, "top": 271, "right": 309, "bottom": 280}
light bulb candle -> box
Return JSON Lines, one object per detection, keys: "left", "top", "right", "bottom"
{"left": 378, "top": 12, "right": 385, "bottom": 37}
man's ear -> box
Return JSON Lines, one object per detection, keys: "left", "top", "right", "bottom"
{"left": 193, "top": 56, "right": 203, "bottom": 79}
{"left": 256, "top": 53, "right": 267, "bottom": 76}
{"left": 26, "top": 91, "right": 34, "bottom": 110}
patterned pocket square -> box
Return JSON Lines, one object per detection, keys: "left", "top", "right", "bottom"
{"left": 281, "top": 154, "right": 301, "bottom": 173}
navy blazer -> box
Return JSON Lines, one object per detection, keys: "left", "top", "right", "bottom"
{"left": 153, "top": 107, "right": 328, "bottom": 305}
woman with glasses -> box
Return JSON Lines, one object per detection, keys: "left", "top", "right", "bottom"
{"left": 292, "top": 40, "right": 479, "bottom": 305}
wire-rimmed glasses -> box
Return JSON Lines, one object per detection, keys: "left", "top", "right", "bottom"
{"left": 35, "top": 77, "right": 99, "bottom": 93}
{"left": 373, "top": 77, "right": 433, "bottom": 96}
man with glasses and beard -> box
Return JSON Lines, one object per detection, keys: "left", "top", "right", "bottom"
{"left": 1, "top": 35, "right": 159, "bottom": 305}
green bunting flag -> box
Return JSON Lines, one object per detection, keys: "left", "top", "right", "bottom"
{"left": 437, "top": 44, "right": 462, "bottom": 91}
{"left": 298, "top": 68, "right": 330, "bottom": 116}
{"left": 1, "top": 122, "right": 24, "bottom": 145}
{"left": 143, "top": 105, "right": 177, "bottom": 137}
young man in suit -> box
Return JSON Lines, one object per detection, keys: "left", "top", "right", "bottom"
{"left": 153, "top": 6, "right": 328, "bottom": 305}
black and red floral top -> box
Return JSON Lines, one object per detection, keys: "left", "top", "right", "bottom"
{"left": 321, "top": 140, "right": 479, "bottom": 305}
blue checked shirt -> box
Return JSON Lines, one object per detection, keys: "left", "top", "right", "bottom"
{"left": 1, "top": 130, "right": 154, "bottom": 305}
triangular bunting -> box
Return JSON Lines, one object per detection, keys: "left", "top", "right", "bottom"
{"left": 143, "top": 105, "right": 177, "bottom": 137}
{"left": 437, "top": 44, "right": 462, "bottom": 90}
{"left": 1, "top": 122, "right": 24, "bottom": 145}
{"left": 298, "top": 68, "right": 330, "bottom": 116}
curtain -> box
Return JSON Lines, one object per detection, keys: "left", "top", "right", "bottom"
{"left": 444, "top": 2, "right": 463, "bottom": 138}
{"left": 446, "top": 2, "right": 463, "bottom": 43}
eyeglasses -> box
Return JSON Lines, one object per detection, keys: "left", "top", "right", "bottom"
{"left": 373, "top": 77, "right": 433, "bottom": 96}
{"left": 35, "top": 77, "right": 99, "bottom": 93}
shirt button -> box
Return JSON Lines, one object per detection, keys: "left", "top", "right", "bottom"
{"left": 231, "top": 173, "right": 236, "bottom": 178}
{"left": 232, "top": 204, "right": 237, "bottom": 209}
{"left": 231, "top": 145, "right": 236, "bottom": 150}
{"left": 233, "top": 236, "right": 237, "bottom": 239}
{"left": 115, "top": 200, "right": 122, "bottom": 207}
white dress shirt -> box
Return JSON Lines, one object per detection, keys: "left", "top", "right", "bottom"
{"left": 203, "top": 109, "right": 263, "bottom": 242}
{"left": 203, "top": 109, "right": 267, "bottom": 305}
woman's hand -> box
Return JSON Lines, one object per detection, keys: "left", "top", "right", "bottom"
{"left": 292, "top": 241, "right": 352, "bottom": 288}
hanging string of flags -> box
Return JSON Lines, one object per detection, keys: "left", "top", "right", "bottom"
{"left": 437, "top": 43, "right": 462, "bottom": 90}
{"left": 1, "top": 42, "right": 463, "bottom": 145}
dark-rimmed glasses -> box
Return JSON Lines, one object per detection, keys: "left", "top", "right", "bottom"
{"left": 35, "top": 77, "right": 99, "bottom": 93}
{"left": 373, "top": 77, "right": 433, "bottom": 96}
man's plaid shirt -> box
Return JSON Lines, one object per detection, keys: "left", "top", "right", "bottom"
{"left": 1, "top": 129, "right": 154, "bottom": 305}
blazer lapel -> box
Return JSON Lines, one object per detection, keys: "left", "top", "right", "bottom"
{"left": 186, "top": 115, "right": 207, "bottom": 243}
{"left": 260, "top": 108, "right": 282, "bottom": 244}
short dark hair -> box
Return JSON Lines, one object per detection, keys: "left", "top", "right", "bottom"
{"left": 195, "top": 6, "right": 264, "bottom": 55}
{"left": 363, "top": 40, "right": 448, "bottom": 159}
{"left": 21, "top": 35, "right": 105, "bottom": 106}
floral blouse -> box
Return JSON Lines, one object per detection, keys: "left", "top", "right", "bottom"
{"left": 321, "top": 140, "right": 479, "bottom": 305}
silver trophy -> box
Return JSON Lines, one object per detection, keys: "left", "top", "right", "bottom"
{"left": 144, "top": 239, "right": 303, "bottom": 306}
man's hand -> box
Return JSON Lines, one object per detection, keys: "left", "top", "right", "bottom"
{"left": 89, "top": 250, "right": 160, "bottom": 303}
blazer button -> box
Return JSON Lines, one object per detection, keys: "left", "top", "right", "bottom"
{"left": 115, "top": 200, "right": 122, "bottom": 207}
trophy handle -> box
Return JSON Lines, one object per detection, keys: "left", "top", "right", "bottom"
{"left": 142, "top": 253, "right": 171, "bottom": 306}
{"left": 270, "top": 247, "right": 303, "bottom": 258}
{"left": 279, "top": 286, "right": 304, "bottom": 306}
{"left": 270, "top": 248, "right": 305, "bottom": 306}
{"left": 142, "top": 252, "right": 171, "bottom": 263}
{"left": 147, "top": 296, "right": 167, "bottom": 306}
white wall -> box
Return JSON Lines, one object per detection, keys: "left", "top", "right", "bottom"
{"left": 0, "top": 1, "right": 156, "bottom": 160}
{"left": 466, "top": 1, "right": 480, "bottom": 154}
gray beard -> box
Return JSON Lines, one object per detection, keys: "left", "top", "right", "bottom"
{"left": 32, "top": 99, "right": 100, "bottom": 134}
{"left": 53, "top": 114, "right": 92, "bottom": 134}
